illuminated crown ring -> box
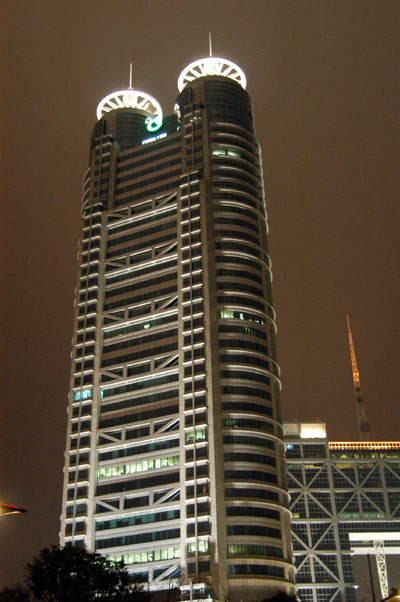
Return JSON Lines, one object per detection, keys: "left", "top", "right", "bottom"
{"left": 177, "top": 57, "right": 247, "bottom": 92}
{"left": 96, "top": 90, "right": 163, "bottom": 121}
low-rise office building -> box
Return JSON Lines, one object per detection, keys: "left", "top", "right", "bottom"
{"left": 284, "top": 420, "right": 400, "bottom": 602}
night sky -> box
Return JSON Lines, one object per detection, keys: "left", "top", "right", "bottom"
{"left": 1, "top": 0, "right": 399, "bottom": 594}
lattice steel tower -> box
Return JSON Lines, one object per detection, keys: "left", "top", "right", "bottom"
{"left": 60, "top": 55, "right": 295, "bottom": 601}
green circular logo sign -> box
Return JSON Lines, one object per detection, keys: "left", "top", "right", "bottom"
{"left": 146, "top": 116, "right": 163, "bottom": 132}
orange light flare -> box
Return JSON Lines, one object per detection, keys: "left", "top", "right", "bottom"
{"left": 0, "top": 503, "right": 27, "bottom": 517}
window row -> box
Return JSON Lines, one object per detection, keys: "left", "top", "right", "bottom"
{"left": 103, "top": 328, "right": 177, "bottom": 357}
{"left": 224, "top": 452, "right": 276, "bottom": 467}
{"left": 104, "top": 287, "right": 178, "bottom": 314}
{"left": 225, "top": 469, "right": 277, "bottom": 485}
{"left": 227, "top": 544, "right": 283, "bottom": 558}
{"left": 109, "top": 545, "right": 181, "bottom": 566}
{"left": 100, "top": 387, "right": 179, "bottom": 416}
{"left": 116, "top": 158, "right": 182, "bottom": 186}
{"left": 116, "top": 169, "right": 182, "bottom": 196}
{"left": 96, "top": 508, "right": 180, "bottom": 531}
{"left": 99, "top": 403, "right": 179, "bottom": 430}
{"left": 100, "top": 372, "right": 179, "bottom": 399}
{"left": 223, "top": 417, "right": 274, "bottom": 433}
{"left": 105, "top": 258, "right": 177, "bottom": 286}
{"left": 115, "top": 177, "right": 181, "bottom": 208}
{"left": 97, "top": 455, "right": 180, "bottom": 479}
{"left": 106, "top": 231, "right": 177, "bottom": 260}
{"left": 99, "top": 437, "right": 179, "bottom": 462}
{"left": 228, "top": 564, "right": 284, "bottom": 577}
{"left": 105, "top": 271, "right": 177, "bottom": 301}
{"left": 96, "top": 470, "right": 180, "bottom": 496}
{"left": 96, "top": 527, "right": 180, "bottom": 549}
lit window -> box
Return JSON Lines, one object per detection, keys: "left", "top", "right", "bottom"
{"left": 219, "top": 309, "right": 265, "bottom": 325}
{"left": 185, "top": 429, "right": 206, "bottom": 443}
{"left": 212, "top": 148, "right": 241, "bottom": 158}
{"left": 187, "top": 541, "right": 209, "bottom": 554}
{"left": 108, "top": 547, "right": 181, "bottom": 565}
{"left": 73, "top": 388, "right": 92, "bottom": 401}
{"left": 97, "top": 455, "right": 180, "bottom": 479}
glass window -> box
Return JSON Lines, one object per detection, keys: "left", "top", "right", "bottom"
{"left": 224, "top": 434, "right": 274, "bottom": 449}
{"left": 225, "top": 487, "right": 278, "bottom": 502}
{"left": 73, "top": 388, "right": 92, "bottom": 401}
{"left": 96, "top": 471, "right": 179, "bottom": 496}
{"left": 227, "top": 524, "right": 281, "bottom": 538}
{"left": 96, "top": 527, "right": 180, "bottom": 550}
{"left": 226, "top": 505, "right": 279, "bottom": 521}
{"left": 228, "top": 564, "right": 284, "bottom": 577}
{"left": 223, "top": 417, "right": 273, "bottom": 433}
{"left": 219, "top": 309, "right": 265, "bottom": 323}
{"left": 224, "top": 452, "right": 275, "bottom": 467}
{"left": 185, "top": 429, "right": 207, "bottom": 443}
{"left": 187, "top": 540, "right": 209, "bottom": 554}
{"left": 108, "top": 546, "right": 181, "bottom": 566}
{"left": 225, "top": 469, "right": 277, "bottom": 485}
{"left": 227, "top": 543, "right": 282, "bottom": 558}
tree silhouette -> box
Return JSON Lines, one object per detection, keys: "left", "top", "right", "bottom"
{"left": 262, "top": 593, "right": 298, "bottom": 602}
{"left": 0, "top": 585, "right": 30, "bottom": 602}
{"left": 0, "top": 545, "right": 148, "bottom": 602}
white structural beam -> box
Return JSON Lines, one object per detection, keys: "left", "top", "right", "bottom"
{"left": 349, "top": 530, "right": 400, "bottom": 554}
{"left": 373, "top": 540, "right": 388, "bottom": 599}
{"left": 349, "top": 531, "right": 400, "bottom": 541}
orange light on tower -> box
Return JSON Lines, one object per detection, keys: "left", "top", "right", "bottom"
{"left": 346, "top": 314, "right": 371, "bottom": 441}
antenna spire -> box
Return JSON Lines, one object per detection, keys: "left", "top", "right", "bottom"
{"left": 128, "top": 63, "right": 133, "bottom": 90}
{"left": 346, "top": 315, "right": 370, "bottom": 441}
{"left": 208, "top": 32, "right": 213, "bottom": 57}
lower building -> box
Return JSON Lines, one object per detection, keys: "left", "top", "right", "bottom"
{"left": 284, "top": 420, "right": 400, "bottom": 602}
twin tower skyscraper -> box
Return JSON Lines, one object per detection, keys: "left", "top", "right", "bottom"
{"left": 60, "top": 55, "right": 295, "bottom": 601}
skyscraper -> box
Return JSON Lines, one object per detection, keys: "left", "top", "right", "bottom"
{"left": 60, "top": 55, "right": 295, "bottom": 601}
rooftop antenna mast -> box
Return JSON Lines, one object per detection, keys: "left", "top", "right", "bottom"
{"left": 208, "top": 32, "right": 213, "bottom": 57}
{"left": 346, "top": 314, "right": 370, "bottom": 441}
{"left": 128, "top": 63, "right": 133, "bottom": 90}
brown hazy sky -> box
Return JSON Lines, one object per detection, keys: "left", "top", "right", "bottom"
{"left": 1, "top": 0, "right": 399, "bottom": 592}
